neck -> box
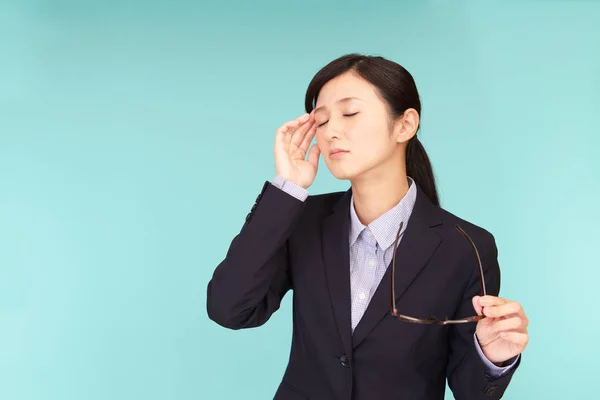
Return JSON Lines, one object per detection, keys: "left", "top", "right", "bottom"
{"left": 350, "top": 161, "right": 410, "bottom": 226}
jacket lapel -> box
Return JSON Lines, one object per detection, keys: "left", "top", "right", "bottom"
{"left": 321, "top": 190, "right": 354, "bottom": 359}
{"left": 351, "top": 185, "right": 443, "bottom": 349}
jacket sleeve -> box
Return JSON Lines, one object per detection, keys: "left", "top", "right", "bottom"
{"left": 206, "top": 181, "right": 306, "bottom": 329}
{"left": 446, "top": 231, "right": 521, "bottom": 399}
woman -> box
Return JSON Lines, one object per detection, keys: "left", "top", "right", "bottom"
{"left": 206, "top": 53, "right": 529, "bottom": 400}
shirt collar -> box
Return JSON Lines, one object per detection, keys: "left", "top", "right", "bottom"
{"left": 349, "top": 177, "right": 417, "bottom": 250}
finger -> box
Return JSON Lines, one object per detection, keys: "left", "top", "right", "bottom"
{"left": 499, "top": 331, "right": 529, "bottom": 347}
{"left": 299, "top": 121, "right": 316, "bottom": 153}
{"left": 479, "top": 296, "right": 509, "bottom": 307}
{"left": 276, "top": 114, "right": 309, "bottom": 145}
{"left": 472, "top": 296, "right": 483, "bottom": 316}
{"left": 275, "top": 120, "right": 298, "bottom": 147}
{"left": 307, "top": 143, "right": 321, "bottom": 168}
{"left": 298, "top": 112, "right": 310, "bottom": 123}
{"left": 493, "top": 316, "right": 526, "bottom": 333}
{"left": 289, "top": 113, "right": 310, "bottom": 128}
{"left": 483, "top": 301, "right": 523, "bottom": 319}
{"left": 283, "top": 115, "right": 307, "bottom": 133}
{"left": 476, "top": 316, "right": 494, "bottom": 334}
{"left": 290, "top": 116, "right": 314, "bottom": 148}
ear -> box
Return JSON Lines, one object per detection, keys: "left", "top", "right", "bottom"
{"left": 395, "top": 108, "right": 419, "bottom": 144}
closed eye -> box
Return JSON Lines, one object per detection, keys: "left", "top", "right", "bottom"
{"left": 317, "top": 112, "right": 359, "bottom": 128}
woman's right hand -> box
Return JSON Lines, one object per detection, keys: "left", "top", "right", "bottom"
{"left": 274, "top": 111, "right": 320, "bottom": 189}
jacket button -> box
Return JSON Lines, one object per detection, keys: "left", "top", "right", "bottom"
{"left": 339, "top": 355, "right": 349, "bottom": 367}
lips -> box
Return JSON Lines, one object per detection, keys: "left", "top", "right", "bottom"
{"left": 329, "top": 148, "right": 349, "bottom": 156}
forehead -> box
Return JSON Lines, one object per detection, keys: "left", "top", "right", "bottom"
{"left": 314, "top": 72, "right": 379, "bottom": 111}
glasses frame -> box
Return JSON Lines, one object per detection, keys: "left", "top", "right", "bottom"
{"left": 390, "top": 222, "right": 486, "bottom": 325}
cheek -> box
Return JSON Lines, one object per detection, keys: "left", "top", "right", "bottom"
{"left": 349, "top": 124, "right": 392, "bottom": 157}
{"left": 315, "top": 131, "right": 325, "bottom": 147}
{"left": 347, "top": 122, "right": 380, "bottom": 147}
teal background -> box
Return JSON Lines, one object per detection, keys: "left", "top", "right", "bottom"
{"left": 1, "top": 1, "right": 598, "bottom": 399}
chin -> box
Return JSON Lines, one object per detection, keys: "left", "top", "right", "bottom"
{"left": 327, "top": 159, "right": 385, "bottom": 183}
{"left": 330, "top": 172, "right": 353, "bottom": 181}
{"left": 326, "top": 164, "right": 360, "bottom": 181}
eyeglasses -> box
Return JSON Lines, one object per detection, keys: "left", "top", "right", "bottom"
{"left": 390, "top": 221, "right": 486, "bottom": 325}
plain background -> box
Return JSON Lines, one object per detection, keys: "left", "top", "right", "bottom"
{"left": 1, "top": 1, "right": 598, "bottom": 399}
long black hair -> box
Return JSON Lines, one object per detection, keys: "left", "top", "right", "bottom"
{"left": 304, "top": 53, "right": 439, "bottom": 207}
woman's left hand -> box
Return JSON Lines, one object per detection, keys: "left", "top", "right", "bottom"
{"left": 473, "top": 295, "right": 529, "bottom": 365}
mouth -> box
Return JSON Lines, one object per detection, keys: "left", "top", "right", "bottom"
{"left": 329, "top": 148, "right": 349, "bottom": 158}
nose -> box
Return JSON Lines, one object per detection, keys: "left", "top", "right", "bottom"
{"left": 323, "top": 120, "right": 344, "bottom": 141}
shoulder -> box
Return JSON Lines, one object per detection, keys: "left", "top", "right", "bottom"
{"left": 431, "top": 202, "right": 498, "bottom": 256}
{"left": 432, "top": 205, "right": 503, "bottom": 293}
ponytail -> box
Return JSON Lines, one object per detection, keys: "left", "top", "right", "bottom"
{"left": 406, "top": 137, "right": 439, "bottom": 207}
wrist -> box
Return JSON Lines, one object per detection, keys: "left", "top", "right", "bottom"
{"left": 277, "top": 174, "right": 309, "bottom": 189}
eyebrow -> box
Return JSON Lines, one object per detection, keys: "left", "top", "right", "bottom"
{"left": 313, "top": 97, "right": 361, "bottom": 114}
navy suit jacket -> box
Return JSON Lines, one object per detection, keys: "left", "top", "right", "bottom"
{"left": 207, "top": 180, "right": 521, "bottom": 399}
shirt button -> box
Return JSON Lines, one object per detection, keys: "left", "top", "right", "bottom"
{"left": 359, "top": 293, "right": 366, "bottom": 300}
{"left": 368, "top": 259, "right": 375, "bottom": 267}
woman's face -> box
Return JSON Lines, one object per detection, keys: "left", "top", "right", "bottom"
{"left": 313, "top": 71, "right": 406, "bottom": 181}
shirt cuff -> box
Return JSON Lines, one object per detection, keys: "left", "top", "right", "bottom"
{"left": 473, "top": 333, "right": 520, "bottom": 378}
{"left": 271, "top": 176, "right": 309, "bottom": 202}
